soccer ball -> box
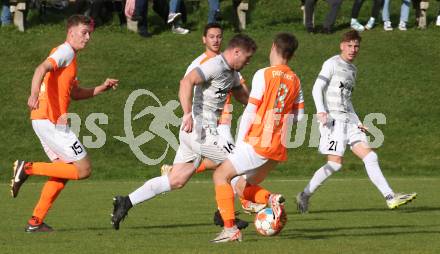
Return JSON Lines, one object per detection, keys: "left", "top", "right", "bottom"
{"left": 254, "top": 207, "right": 287, "bottom": 236}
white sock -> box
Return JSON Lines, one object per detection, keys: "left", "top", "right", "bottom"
{"left": 128, "top": 175, "right": 171, "bottom": 205}
{"left": 363, "top": 152, "right": 393, "bottom": 197}
{"left": 304, "top": 161, "right": 342, "bottom": 195}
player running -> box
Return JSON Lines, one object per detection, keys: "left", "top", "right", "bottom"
{"left": 296, "top": 30, "right": 416, "bottom": 214}
{"left": 11, "top": 15, "right": 119, "bottom": 232}
{"left": 160, "top": 23, "right": 266, "bottom": 215}
{"left": 111, "top": 34, "right": 257, "bottom": 230}
{"left": 211, "top": 32, "right": 304, "bottom": 243}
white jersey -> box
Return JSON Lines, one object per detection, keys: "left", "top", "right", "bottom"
{"left": 185, "top": 53, "right": 209, "bottom": 76}
{"left": 193, "top": 54, "right": 241, "bottom": 129}
{"left": 316, "top": 55, "right": 358, "bottom": 122}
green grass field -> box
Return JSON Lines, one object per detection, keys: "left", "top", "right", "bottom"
{"left": 1, "top": 0, "right": 439, "bottom": 253}
{"left": 2, "top": 177, "right": 439, "bottom": 253}
{"left": 1, "top": 0, "right": 439, "bottom": 180}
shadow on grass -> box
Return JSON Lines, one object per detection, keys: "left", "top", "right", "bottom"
{"left": 276, "top": 223, "right": 440, "bottom": 240}
{"left": 57, "top": 222, "right": 213, "bottom": 232}
{"left": 281, "top": 229, "right": 440, "bottom": 240}
{"left": 307, "top": 205, "right": 438, "bottom": 214}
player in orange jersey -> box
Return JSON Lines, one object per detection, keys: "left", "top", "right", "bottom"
{"left": 211, "top": 32, "right": 304, "bottom": 243}
{"left": 11, "top": 14, "right": 119, "bottom": 232}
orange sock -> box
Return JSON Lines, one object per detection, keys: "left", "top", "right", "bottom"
{"left": 195, "top": 162, "right": 206, "bottom": 173}
{"left": 33, "top": 177, "right": 67, "bottom": 221}
{"left": 215, "top": 184, "right": 235, "bottom": 228}
{"left": 26, "top": 162, "right": 79, "bottom": 180}
{"left": 243, "top": 184, "right": 271, "bottom": 204}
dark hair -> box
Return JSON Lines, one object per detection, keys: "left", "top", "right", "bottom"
{"left": 203, "top": 23, "right": 223, "bottom": 36}
{"left": 341, "top": 30, "right": 362, "bottom": 43}
{"left": 273, "top": 33, "right": 298, "bottom": 60}
{"left": 66, "top": 15, "right": 93, "bottom": 31}
{"left": 226, "top": 34, "right": 257, "bottom": 53}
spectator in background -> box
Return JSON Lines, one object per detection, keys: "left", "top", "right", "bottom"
{"left": 382, "top": 0, "right": 411, "bottom": 31}
{"left": 132, "top": 0, "right": 189, "bottom": 37}
{"left": 412, "top": 0, "right": 440, "bottom": 28}
{"left": 168, "top": 0, "right": 189, "bottom": 34}
{"left": 1, "top": 0, "right": 11, "bottom": 26}
{"left": 304, "top": 0, "right": 343, "bottom": 34}
{"left": 134, "top": 0, "right": 152, "bottom": 37}
{"left": 436, "top": 0, "right": 440, "bottom": 26}
{"left": 208, "top": 0, "right": 221, "bottom": 23}
{"left": 350, "top": 0, "right": 382, "bottom": 31}
{"left": 437, "top": 1, "right": 440, "bottom": 26}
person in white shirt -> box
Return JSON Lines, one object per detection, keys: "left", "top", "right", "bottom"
{"left": 110, "top": 34, "right": 257, "bottom": 230}
{"left": 296, "top": 30, "right": 416, "bottom": 214}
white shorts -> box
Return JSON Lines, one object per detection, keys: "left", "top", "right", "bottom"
{"left": 32, "top": 119, "right": 87, "bottom": 163}
{"left": 173, "top": 126, "right": 234, "bottom": 168}
{"left": 228, "top": 141, "right": 268, "bottom": 176}
{"left": 217, "top": 124, "right": 235, "bottom": 146}
{"left": 318, "top": 119, "right": 367, "bottom": 156}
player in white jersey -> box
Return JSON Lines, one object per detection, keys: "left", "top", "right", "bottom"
{"left": 158, "top": 24, "right": 264, "bottom": 228}
{"left": 110, "top": 34, "right": 257, "bottom": 230}
{"left": 296, "top": 30, "right": 416, "bottom": 214}
{"left": 162, "top": 23, "right": 249, "bottom": 174}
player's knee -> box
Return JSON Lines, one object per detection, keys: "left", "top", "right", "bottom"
{"left": 326, "top": 161, "right": 342, "bottom": 173}
{"left": 77, "top": 164, "right": 92, "bottom": 179}
{"left": 213, "top": 168, "right": 232, "bottom": 185}
{"left": 168, "top": 175, "right": 187, "bottom": 189}
{"left": 169, "top": 179, "right": 186, "bottom": 189}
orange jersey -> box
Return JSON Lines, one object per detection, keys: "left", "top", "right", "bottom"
{"left": 245, "top": 65, "right": 304, "bottom": 161}
{"left": 31, "top": 43, "right": 78, "bottom": 124}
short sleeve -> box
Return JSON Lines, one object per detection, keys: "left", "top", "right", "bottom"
{"left": 47, "top": 43, "right": 75, "bottom": 71}
{"left": 317, "top": 59, "right": 334, "bottom": 84}
{"left": 195, "top": 57, "right": 221, "bottom": 82}
{"left": 248, "top": 69, "right": 266, "bottom": 106}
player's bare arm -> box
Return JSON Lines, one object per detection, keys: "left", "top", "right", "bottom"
{"left": 28, "top": 60, "right": 53, "bottom": 110}
{"left": 179, "top": 69, "right": 203, "bottom": 133}
{"left": 70, "top": 78, "right": 119, "bottom": 100}
{"left": 317, "top": 112, "right": 328, "bottom": 125}
{"left": 231, "top": 85, "right": 249, "bottom": 105}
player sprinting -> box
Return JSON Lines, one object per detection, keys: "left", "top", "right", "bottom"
{"left": 160, "top": 23, "right": 266, "bottom": 215}
{"left": 111, "top": 34, "right": 257, "bottom": 230}
{"left": 10, "top": 15, "right": 119, "bottom": 232}
{"left": 211, "top": 32, "right": 304, "bottom": 243}
{"left": 296, "top": 30, "right": 416, "bottom": 214}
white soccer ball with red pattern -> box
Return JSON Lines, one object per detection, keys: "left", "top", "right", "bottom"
{"left": 254, "top": 207, "right": 287, "bottom": 236}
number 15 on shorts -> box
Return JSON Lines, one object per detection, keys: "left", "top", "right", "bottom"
{"left": 71, "top": 141, "right": 84, "bottom": 155}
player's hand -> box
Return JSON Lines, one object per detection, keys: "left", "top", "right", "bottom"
{"left": 358, "top": 124, "right": 368, "bottom": 133}
{"left": 181, "top": 112, "right": 193, "bottom": 133}
{"left": 102, "top": 78, "right": 119, "bottom": 91}
{"left": 27, "top": 93, "right": 39, "bottom": 110}
{"left": 317, "top": 112, "right": 328, "bottom": 126}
